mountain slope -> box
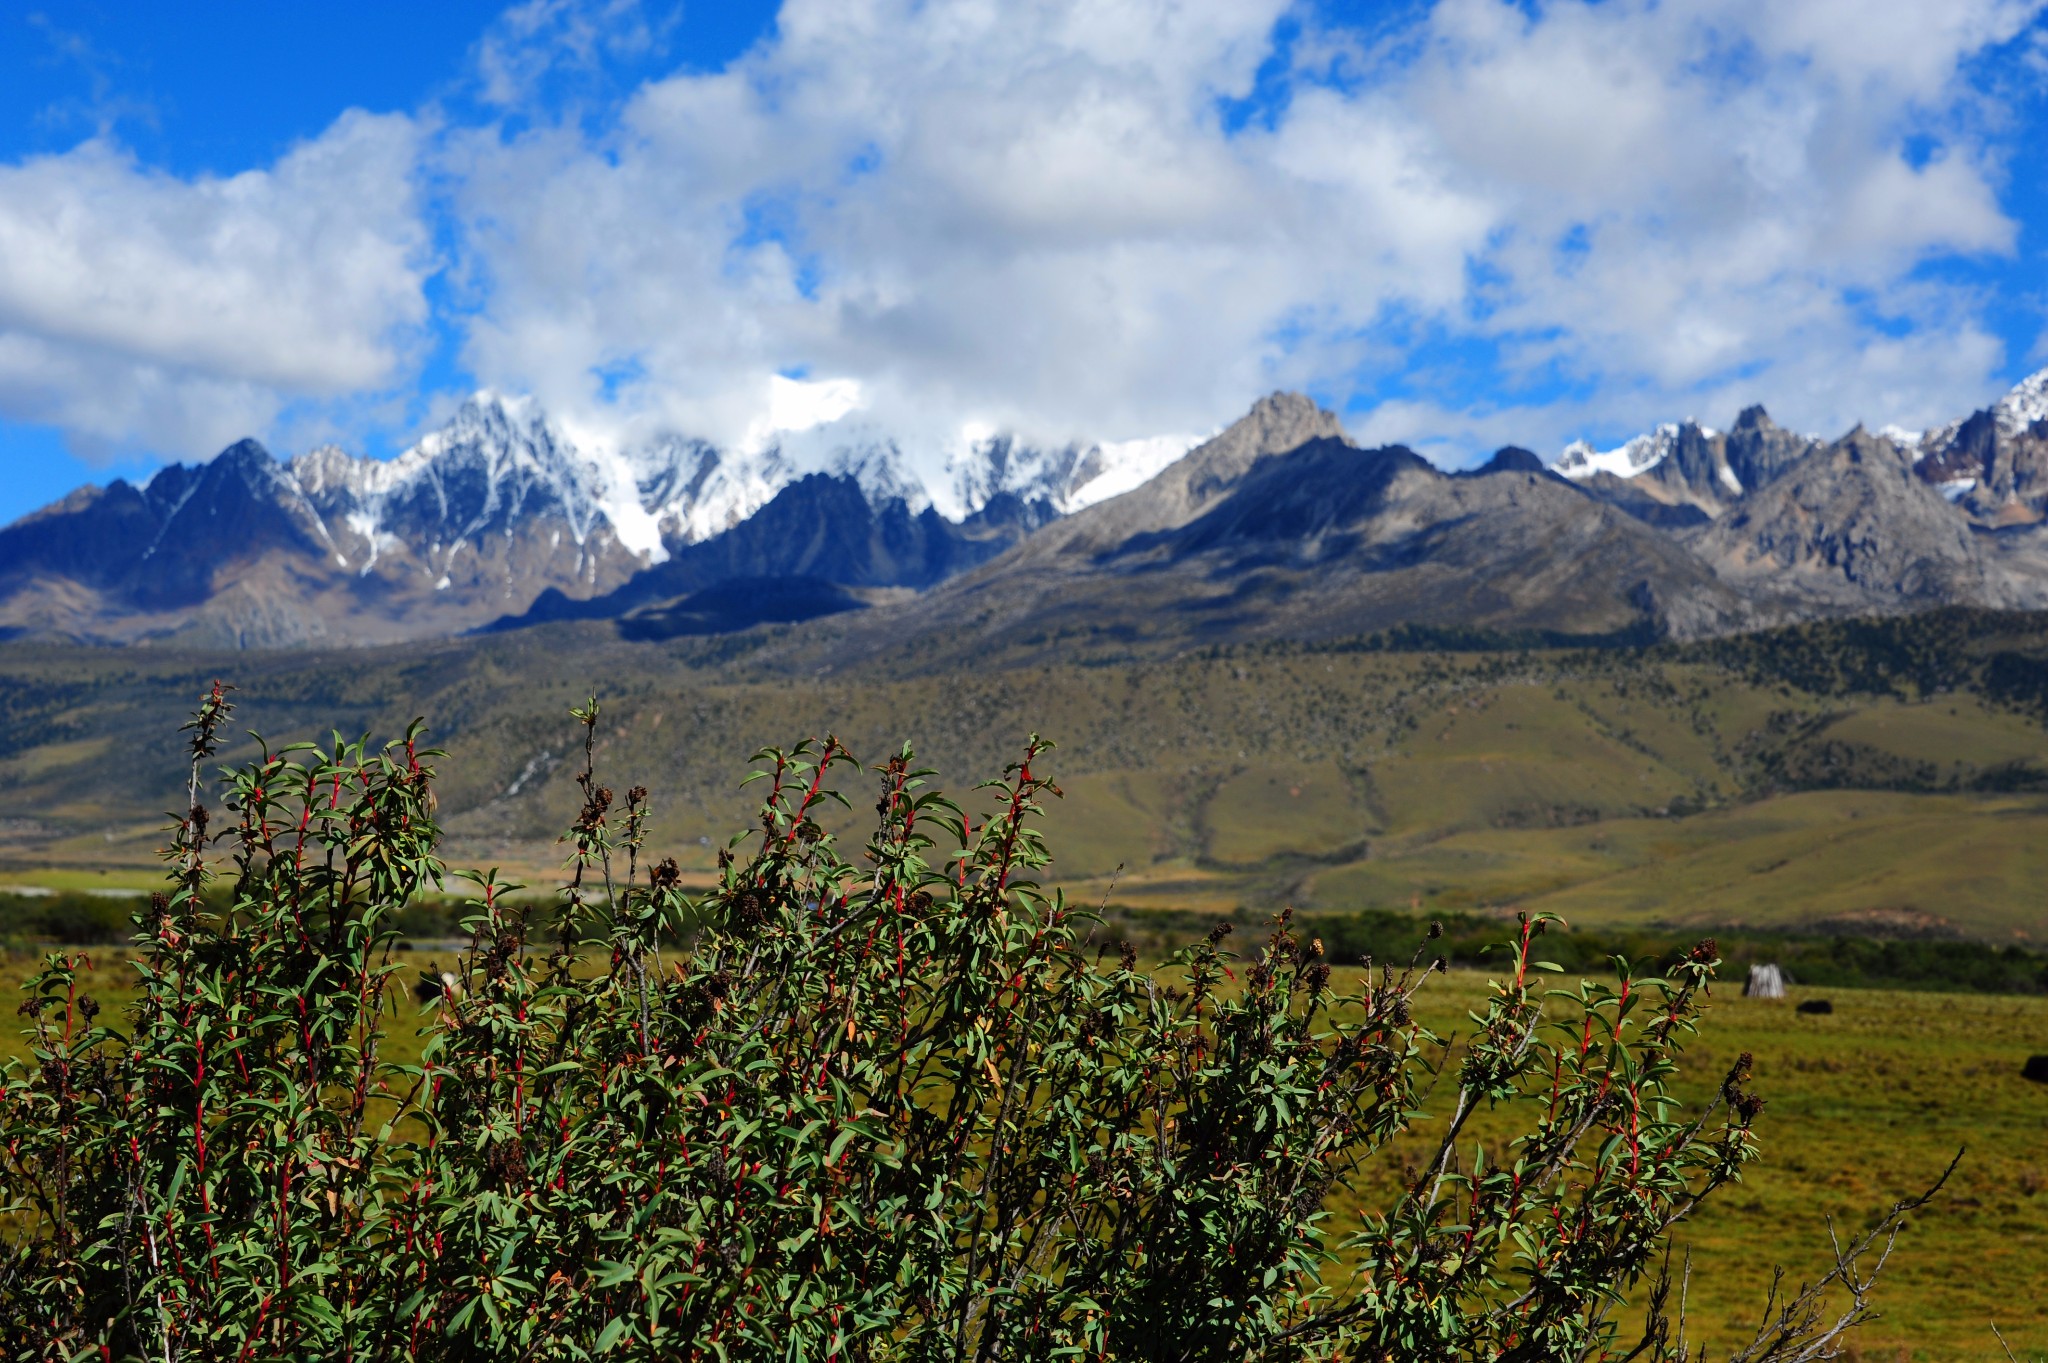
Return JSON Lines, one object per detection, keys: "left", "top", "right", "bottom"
{"left": 1688, "top": 428, "right": 1999, "bottom": 613}
{"left": 0, "top": 395, "right": 1177, "bottom": 646}
{"left": 1908, "top": 369, "right": 2048, "bottom": 526}
{"left": 500, "top": 474, "right": 1055, "bottom": 635}
{"left": 1553, "top": 368, "right": 2048, "bottom": 623}
{"left": 14, "top": 367, "right": 2048, "bottom": 652}
{"left": 0, "top": 440, "right": 364, "bottom": 647}
{"left": 494, "top": 392, "right": 1351, "bottom": 645}
{"left": 784, "top": 401, "right": 1759, "bottom": 672}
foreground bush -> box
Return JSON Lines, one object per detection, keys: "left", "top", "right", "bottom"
{"left": 0, "top": 687, "right": 1937, "bottom": 1360}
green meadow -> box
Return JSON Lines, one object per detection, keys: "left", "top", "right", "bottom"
{"left": 8, "top": 611, "right": 2048, "bottom": 949}
{"left": 3, "top": 949, "right": 2039, "bottom": 1360}
{"left": 1376, "top": 970, "right": 2048, "bottom": 1363}
{"left": 2, "top": 611, "right": 2046, "bottom": 1353}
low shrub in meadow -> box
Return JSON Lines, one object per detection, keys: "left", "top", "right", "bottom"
{"left": 0, "top": 686, "right": 1939, "bottom": 1360}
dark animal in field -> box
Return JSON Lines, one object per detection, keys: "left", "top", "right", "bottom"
{"left": 414, "top": 966, "right": 463, "bottom": 1004}
{"left": 1797, "top": 999, "right": 1834, "bottom": 1015}
{"left": 2024, "top": 1055, "right": 2048, "bottom": 1084}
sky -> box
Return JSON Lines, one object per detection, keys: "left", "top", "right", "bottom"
{"left": 1, "top": 0, "right": 2046, "bottom": 527}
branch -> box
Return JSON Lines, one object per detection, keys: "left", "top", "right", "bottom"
{"left": 1721, "top": 1148, "right": 1963, "bottom": 1363}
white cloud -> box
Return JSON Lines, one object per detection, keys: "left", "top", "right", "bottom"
{"left": 448, "top": 0, "right": 1333, "bottom": 471}
{"left": 742, "top": 373, "right": 866, "bottom": 451}
{"left": 473, "top": 0, "right": 680, "bottom": 107}
{"left": 1379, "top": 0, "right": 2039, "bottom": 444}
{"left": 0, "top": 109, "right": 430, "bottom": 460}
{"left": 1, "top": 0, "right": 2042, "bottom": 475}
{"left": 442, "top": 0, "right": 2043, "bottom": 473}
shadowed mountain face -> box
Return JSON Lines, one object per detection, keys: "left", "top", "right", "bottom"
{"left": 1688, "top": 430, "right": 1996, "bottom": 612}
{"left": 800, "top": 419, "right": 1758, "bottom": 671}
{"left": 615, "top": 577, "right": 875, "bottom": 641}
{"left": 11, "top": 371, "right": 2048, "bottom": 653}
{"left": 0, "top": 441, "right": 364, "bottom": 647}
{"left": 1461, "top": 447, "right": 1550, "bottom": 477}
{"left": 500, "top": 473, "right": 1054, "bottom": 635}
{"left": 1723, "top": 405, "right": 1816, "bottom": 493}
{"left": 0, "top": 410, "right": 661, "bottom": 647}
{"left": 0, "top": 395, "right": 1157, "bottom": 647}
{"left": 1106, "top": 436, "right": 1753, "bottom": 640}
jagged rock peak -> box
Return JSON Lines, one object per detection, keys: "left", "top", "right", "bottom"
{"left": 1466, "top": 446, "right": 1547, "bottom": 476}
{"left": 988, "top": 392, "right": 1345, "bottom": 563}
{"left": 1178, "top": 391, "right": 1347, "bottom": 493}
{"left": 1235, "top": 391, "right": 1346, "bottom": 447}
{"left": 1997, "top": 365, "right": 2048, "bottom": 436}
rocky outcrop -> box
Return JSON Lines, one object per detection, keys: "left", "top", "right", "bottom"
{"left": 0, "top": 393, "right": 1178, "bottom": 645}
{"left": 500, "top": 473, "right": 1054, "bottom": 633}
{"left": 14, "top": 367, "right": 2048, "bottom": 653}
{"left": 1563, "top": 408, "right": 1820, "bottom": 526}
{"left": 1689, "top": 428, "right": 1997, "bottom": 613}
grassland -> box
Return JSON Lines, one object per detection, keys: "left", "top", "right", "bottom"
{"left": 2, "top": 947, "right": 2038, "bottom": 1360}
{"left": 1372, "top": 970, "right": 2048, "bottom": 1363}
{"left": 5, "top": 613, "right": 2048, "bottom": 942}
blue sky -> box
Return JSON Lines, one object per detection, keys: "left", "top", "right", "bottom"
{"left": 2, "top": 0, "right": 2045, "bottom": 525}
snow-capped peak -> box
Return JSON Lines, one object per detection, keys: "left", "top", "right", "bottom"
{"left": 1996, "top": 365, "right": 2048, "bottom": 437}
{"left": 1066, "top": 434, "right": 1205, "bottom": 509}
{"left": 1554, "top": 424, "right": 1681, "bottom": 480}
{"left": 269, "top": 391, "right": 1207, "bottom": 571}
{"left": 942, "top": 429, "right": 1203, "bottom": 519}
{"left": 944, "top": 433, "right": 1082, "bottom": 519}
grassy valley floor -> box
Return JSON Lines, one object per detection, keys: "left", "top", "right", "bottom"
{"left": 6, "top": 615, "right": 2048, "bottom": 944}
{"left": 1373, "top": 971, "right": 2048, "bottom": 1363}
{"left": 2, "top": 614, "right": 2046, "bottom": 1355}
{"left": 0, "top": 951, "right": 2038, "bottom": 1360}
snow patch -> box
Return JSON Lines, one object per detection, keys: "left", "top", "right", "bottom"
{"left": 503, "top": 751, "right": 555, "bottom": 798}
{"left": 1939, "top": 477, "right": 1977, "bottom": 502}
{"left": 1066, "top": 434, "right": 1203, "bottom": 509}
{"left": 342, "top": 510, "right": 398, "bottom": 573}
{"left": 1996, "top": 365, "right": 2048, "bottom": 436}
{"left": 741, "top": 375, "right": 866, "bottom": 454}
{"left": 1554, "top": 425, "right": 1679, "bottom": 480}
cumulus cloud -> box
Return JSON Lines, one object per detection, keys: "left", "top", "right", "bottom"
{"left": 448, "top": 0, "right": 1338, "bottom": 470}
{"left": 0, "top": 0, "right": 2041, "bottom": 473}
{"left": 444, "top": 0, "right": 2044, "bottom": 473}
{"left": 0, "top": 109, "right": 430, "bottom": 460}
{"left": 1383, "top": 0, "right": 2035, "bottom": 443}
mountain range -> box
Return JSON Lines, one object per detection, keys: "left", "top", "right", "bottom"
{"left": 0, "top": 395, "right": 1185, "bottom": 647}
{"left": 7, "top": 369, "right": 2048, "bottom": 651}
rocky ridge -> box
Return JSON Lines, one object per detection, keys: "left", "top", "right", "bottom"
{"left": 1559, "top": 368, "right": 2048, "bottom": 620}
{"left": 0, "top": 395, "right": 1191, "bottom": 647}
{"left": 9, "top": 367, "right": 2048, "bottom": 652}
